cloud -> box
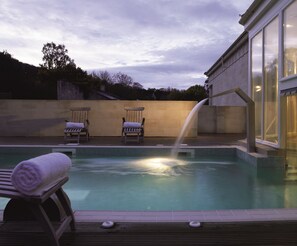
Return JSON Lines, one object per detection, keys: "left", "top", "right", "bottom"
{"left": 96, "top": 38, "right": 230, "bottom": 89}
{"left": 0, "top": 0, "right": 253, "bottom": 89}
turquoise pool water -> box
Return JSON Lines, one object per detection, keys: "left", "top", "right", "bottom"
{"left": 0, "top": 147, "right": 295, "bottom": 211}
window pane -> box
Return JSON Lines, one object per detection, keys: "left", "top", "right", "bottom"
{"left": 284, "top": 0, "right": 297, "bottom": 77}
{"left": 287, "top": 95, "right": 297, "bottom": 149}
{"left": 286, "top": 95, "right": 297, "bottom": 167}
{"left": 264, "top": 17, "right": 278, "bottom": 143}
{"left": 251, "top": 32, "right": 263, "bottom": 139}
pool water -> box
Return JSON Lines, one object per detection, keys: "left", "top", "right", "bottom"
{"left": 0, "top": 153, "right": 296, "bottom": 211}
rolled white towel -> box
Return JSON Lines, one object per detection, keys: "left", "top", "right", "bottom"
{"left": 123, "top": 122, "right": 142, "bottom": 128}
{"left": 66, "top": 122, "right": 84, "bottom": 128}
{"left": 11, "top": 153, "right": 72, "bottom": 196}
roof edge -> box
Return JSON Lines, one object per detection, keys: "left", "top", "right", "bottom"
{"left": 204, "top": 31, "right": 248, "bottom": 77}
{"left": 239, "top": 0, "right": 263, "bottom": 25}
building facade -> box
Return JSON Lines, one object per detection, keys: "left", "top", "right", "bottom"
{"left": 240, "top": 0, "right": 297, "bottom": 153}
{"left": 204, "top": 32, "right": 249, "bottom": 106}
{"left": 206, "top": 0, "right": 297, "bottom": 161}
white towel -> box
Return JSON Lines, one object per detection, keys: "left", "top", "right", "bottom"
{"left": 11, "top": 153, "right": 72, "bottom": 196}
{"left": 66, "top": 122, "right": 84, "bottom": 128}
{"left": 123, "top": 122, "right": 142, "bottom": 128}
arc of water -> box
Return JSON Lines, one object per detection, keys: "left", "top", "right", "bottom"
{"left": 171, "top": 98, "right": 208, "bottom": 157}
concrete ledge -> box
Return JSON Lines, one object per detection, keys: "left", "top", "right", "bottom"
{"left": 236, "top": 146, "right": 285, "bottom": 168}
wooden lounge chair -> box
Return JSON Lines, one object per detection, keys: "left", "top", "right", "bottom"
{"left": 122, "top": 107, "right": 145, "bottom": 143}
{"left": 64, "top": 107, "right": 90, "bottom": 144}
{"left": 0, "top": 169, "right": 75, "bottom": 246}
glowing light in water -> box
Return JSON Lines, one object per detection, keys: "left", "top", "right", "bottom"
{"left": 72, "top": 157, "right": 187, "bottom": 176}
{"left": 172, "top": 98, "right": 208, "bottom": 156}
{"left": 134, "top": 157, "right": 186, "bottom": 176}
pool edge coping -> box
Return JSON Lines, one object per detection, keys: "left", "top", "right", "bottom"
{"left": 1, "top": 208, "right": 297, "bottom": 223}
{"left": 73, "top": 208, "right": 297, "bottom": 222}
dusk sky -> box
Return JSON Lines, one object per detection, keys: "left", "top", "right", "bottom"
{"left": 0, "top": 0, "right": 253, "bottom": 89}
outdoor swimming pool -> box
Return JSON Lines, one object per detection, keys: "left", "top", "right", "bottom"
{"left": 0, "top": 146, "right": 294, "bottom": 211}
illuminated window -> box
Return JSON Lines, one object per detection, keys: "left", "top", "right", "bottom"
{"left": 284, "top": 0, "right": 297, "bottom": 77}
{"left": 264, "top": 17, "right": 278, "bottom": 143}
{"left": 251, "top": 17, "right": 279, "bottom": 144}
{"left": 251, "top": 32, "right": 263, "bottom": 139}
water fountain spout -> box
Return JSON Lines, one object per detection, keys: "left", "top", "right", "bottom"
{"left": 171, "top": 98, "right": 208, "bottom": 157}
{"left": 209, "top": 88, "right": 255, "bottom": 153}
{"left": 172, "top": 87, "right": 255, "bottom": 156}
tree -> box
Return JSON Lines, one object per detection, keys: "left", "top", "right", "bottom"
{"left": 184, "top": 84, "right": 207, "bottom": 101}
{"left": 112, "top": 72, "right": 133, "bottom": 86}
{"left": 97, "top": 70, "right": 113, "bottom": 84}
{"left": 132, "top": 82, "right": 143, "bottom": 89}
{"left": 1, "top": 50, "right": 12, "bottom": 58}
{"left": 41, "top": 42, "right": 74, "bottom": 70}
{"left": 0, "top": 50, "right": 41, "bottom": 99}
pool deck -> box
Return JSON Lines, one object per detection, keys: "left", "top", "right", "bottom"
{"left": 1, "top": 220, "right": 297, "bottom": 245}
{"left": 1, "top": 134, "right": 297, "bottom": 245}
{"left": 0, "top": 133, "right": 245, "bottom": 147}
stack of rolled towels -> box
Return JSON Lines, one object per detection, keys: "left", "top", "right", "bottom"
{"left": 11, "top": 153, "right": 72, "bottom": 196}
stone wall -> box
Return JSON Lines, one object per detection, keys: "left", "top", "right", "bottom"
{"left": 198, "top": 106, "right": 246, "bottom": 133}
{"left": 57, "top": 80, "right": 84, "bottom": 100}
{"left": 205, "top": 32, "right": 249, "bottom": 106}
{"left": 0, "top": 100, "right": 246, "bottom": 137}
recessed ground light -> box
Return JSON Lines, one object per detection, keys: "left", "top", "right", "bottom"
{"left": 189, "top": 221, "right": 201, "bottom": 228}
{"left": 101, "top": 221, "right": 115, "bottom": 229}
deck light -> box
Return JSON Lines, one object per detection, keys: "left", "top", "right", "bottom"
{"left": 189, "top": 221, "right": 201, "bottom": 228}
{"left": 101, "top": 221, "right": 115, "bottom": 229}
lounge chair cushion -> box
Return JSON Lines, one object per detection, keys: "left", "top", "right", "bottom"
{"left": 123, "top": 122, "right": 142, "bottom": 128}
{"left": 66, "top": 122, "right": 85, "bottom": 128}
{"left": 11, "top": 153, "right": 72, "bottom": 196}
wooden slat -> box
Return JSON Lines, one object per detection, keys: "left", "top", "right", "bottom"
{"left": 56, "top": 216, "right": 72, "bottom": 239}
{"left": 125, "top": 107, "right": 144, "bottom": 123}
{"left": 1, "top": 221, "right": 297, "bottom": 246}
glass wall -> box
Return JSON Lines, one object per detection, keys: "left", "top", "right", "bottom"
{"left": 284, "top": 0, "right": 297, "bottom": 77}
{"left": 264, "top": 18, "right": 278, "bottom": 143}
{"left": 251, "top": 18, "right": 279, "bottom": 144}
{"left": 248, "top": 1, "right": 297, "bottom": 152}
{"left": 251, "top": 32, "right": 263, "bottom": 139}
{"left": 287, "top": 95, "right": 297, "bottom": 150}
{"left": 286, "top": 95, "right": 297, "bottom": 167}
{"left": 283, "top": 1, "right": 297, "bottom": 166}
